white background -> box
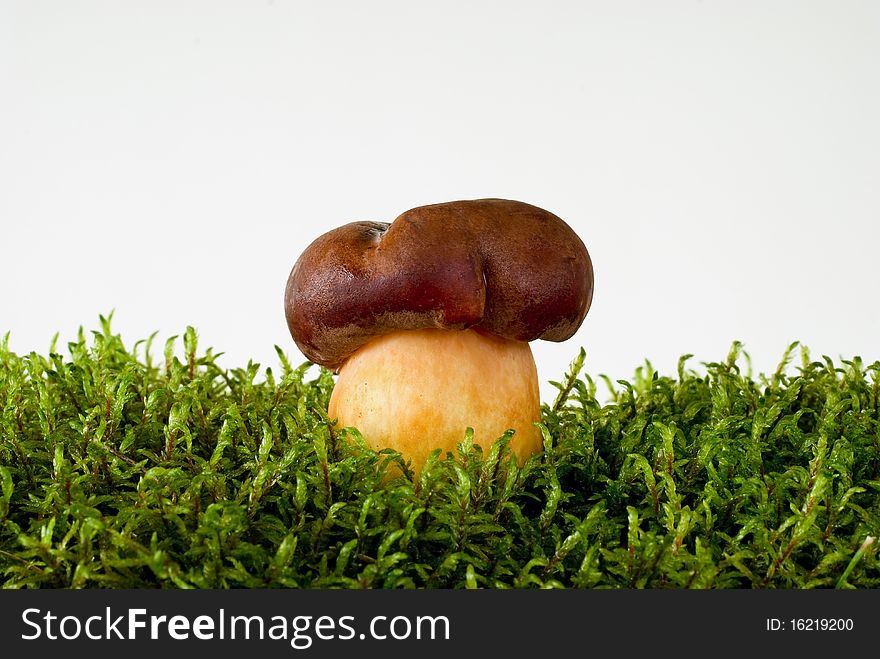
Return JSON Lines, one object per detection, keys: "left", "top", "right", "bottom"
{"left": 2, "top": 0, "right": 878, "bottom": 403}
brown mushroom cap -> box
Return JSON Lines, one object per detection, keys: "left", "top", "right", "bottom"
{"left": 284, "top": 198, "right": 593, "bottom": 370}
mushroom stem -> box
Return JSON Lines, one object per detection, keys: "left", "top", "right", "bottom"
{"left": 328, "top": 328, "right": 543, "bottom": 472}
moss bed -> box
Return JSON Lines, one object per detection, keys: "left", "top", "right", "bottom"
{"left": 1, "top": 316, "right": 878, "bottom": 588}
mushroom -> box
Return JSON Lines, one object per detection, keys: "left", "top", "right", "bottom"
{"left": 284, "top": 198, "right": 593, "bottom": 471}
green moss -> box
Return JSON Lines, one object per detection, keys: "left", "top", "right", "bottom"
{"left": 1, "top": 315, "right": 878, "bottom": 588}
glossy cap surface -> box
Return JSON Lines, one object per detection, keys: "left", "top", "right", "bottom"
{"left": 284, "top": 198, "right": 593, "bottom": 369}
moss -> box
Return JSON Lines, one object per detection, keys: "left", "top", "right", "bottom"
{"left": 0, "top": 316, "right": 878, "bottom": 588}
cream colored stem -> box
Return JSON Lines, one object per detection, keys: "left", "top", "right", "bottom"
{"left": 328, "top": 328, "right": 542, "bottom": 473}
